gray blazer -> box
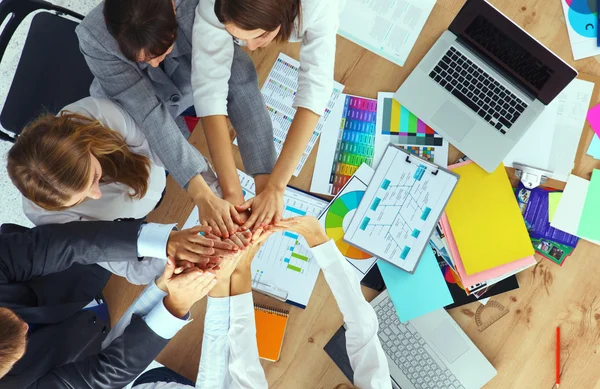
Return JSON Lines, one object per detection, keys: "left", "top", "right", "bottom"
{"left": 76, "top": 0, "right": 206, "bottom": 188}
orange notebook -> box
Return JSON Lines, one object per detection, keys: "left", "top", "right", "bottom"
{"left": 254, "top": 305, "right": 289, "bottom": 362}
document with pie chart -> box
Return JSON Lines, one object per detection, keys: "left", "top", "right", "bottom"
{"left": 318, "top": 164, "right": 378, "bottom": 280}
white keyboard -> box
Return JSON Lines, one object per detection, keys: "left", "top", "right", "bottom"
{"left": 373, "top": 296, "right": 465, "bottom": 389}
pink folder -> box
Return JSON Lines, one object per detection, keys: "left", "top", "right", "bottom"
{"left": 440, "top": 213, "right": 536, "bottom": 289}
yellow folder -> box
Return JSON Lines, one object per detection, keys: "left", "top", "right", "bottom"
{"left": 446, "top": 161, "right": 533, "bottom": 275}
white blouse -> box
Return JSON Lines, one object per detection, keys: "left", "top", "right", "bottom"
{"left": 22, "top": 97, "right": 181, "bottom": 285}
{"left": 192, "top": 0, "right": 346, "bottom": 118}
{"left": 134, "top": 239, "right": 391, "bottom": 389}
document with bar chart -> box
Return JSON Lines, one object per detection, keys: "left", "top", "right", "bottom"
{"left": 198, "top": 170, "right": 328, "bottom": 308}
{"left": 259, "top": 53, "right": 345, "bottom": 176}
{"left": 344, "top": 146, "right": 458, "bottom": 273}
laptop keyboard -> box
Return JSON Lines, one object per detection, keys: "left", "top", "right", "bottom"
{"left": 374, "top": 296, "right": 465, "bottom": 389}
{"left": 429, "top": 46, "right": 528, "bottom": 135}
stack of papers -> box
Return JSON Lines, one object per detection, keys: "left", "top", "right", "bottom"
{"left": 440, "top": 161, "right": 536, "bottom": 290}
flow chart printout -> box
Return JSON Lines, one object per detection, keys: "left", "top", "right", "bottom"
{"left": 257, "top": 53, "right": 345, "bottom": 176}
{"left": 344, "top": 146, "right": 458, "bottom": 273}
{"left": 184, "top": 170, "right": 328, "bottom": 308}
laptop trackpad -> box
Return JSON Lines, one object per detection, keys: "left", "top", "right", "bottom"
{"left": 431, "top": 101, "right": 475, "bottom": 142}
{"left": 428, "top": 320, "right": 469, "bottom": 363}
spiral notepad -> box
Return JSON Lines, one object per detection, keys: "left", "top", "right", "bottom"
{"left": 254, "top": 305, "right": 289, "bottom": 362}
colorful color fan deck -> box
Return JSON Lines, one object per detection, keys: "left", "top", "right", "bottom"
{"left": 329, "top": 96, "right": 378, "bottom": 195}
{"left": 325, "top": 191, "right": 372, "bottom": 260}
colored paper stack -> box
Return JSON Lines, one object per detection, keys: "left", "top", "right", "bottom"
{"left": 436, "top": 160, "right": 535, "bottom": 303}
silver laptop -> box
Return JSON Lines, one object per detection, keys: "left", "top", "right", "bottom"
{"left": 371, "top": 291, "right": 496, "bottom": 389}
{"left": 394, "top": 0, "right": 577, "bottom": 173}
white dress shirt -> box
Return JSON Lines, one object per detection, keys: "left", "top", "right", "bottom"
{"left": 192, "top": 0, "right": 346, "bottom": 118}
{"left": 135, "top": 293, "right": 266, "bottom": 389}
{"left": 22, "top": 97, "right": 219, "bottom": 285}
{"left": 134, "top": 239, "right": 390, "bottom": 389}
{"left": 312, "top": 240, "right": 392, "bottom": 389}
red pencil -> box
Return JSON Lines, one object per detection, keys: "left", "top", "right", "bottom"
{"left": 556, "top": 327, "right": 560, "bottom": 388}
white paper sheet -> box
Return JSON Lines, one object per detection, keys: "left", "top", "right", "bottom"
{"left": 561, "top": 1, "right": 600, "bottom": 60}
{"left": 183, "top": 170, "right": 328, "bottom": 308}
{"left": 310, "top": 92, "right": 347, "bottom": 195}
{"left": 344, "top": 146, "right": 458, "bottom": 273}
{"left": 338, "top": 0, "right": 437, "bottom": 67}
{"left": 550, "top": 174, "right": 600, "bottom": 245}
{"left": 504, "top": 79, "right": 594, "bottom": 182}
{"left": 237, "top": 53, "right": 344, "bottom": 177}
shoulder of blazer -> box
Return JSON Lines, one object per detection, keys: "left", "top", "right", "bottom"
{"left": 76, "top": 3, "right": 128, "bottom": 62}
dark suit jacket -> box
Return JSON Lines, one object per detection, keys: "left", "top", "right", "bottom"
{"left": 0, "top": 220, "right": 170, "bottom": 389}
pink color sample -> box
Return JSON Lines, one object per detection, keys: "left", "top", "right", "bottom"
{"left": 586, "top": 103, "right": 600, "bottom": 139}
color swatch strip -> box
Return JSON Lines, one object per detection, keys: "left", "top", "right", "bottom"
{"left": 381, "top": 97, "right": 443, "bottom": 146}
{"left": 329, "top": 96, "right": 378, "bottom": 195}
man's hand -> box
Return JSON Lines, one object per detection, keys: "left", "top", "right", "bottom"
{"left": 158, "top": 258, "right": 218, "bottom": 318}
{"left": 236, "top": 185, "right": 285, "bottom": 232}
{"left": 197, "top": 192, "right": 243, "bottom": 238}
{"left": 167, "top": 226, "right": 237, "bottom": 267}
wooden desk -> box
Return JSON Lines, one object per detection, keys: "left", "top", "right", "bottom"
{"left": 103, "top": 1, "right": 600, "bottom": 387}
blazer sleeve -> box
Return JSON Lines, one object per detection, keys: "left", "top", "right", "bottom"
{"left": 27, "top": 315, "right": 170, "bottom": 389}
{"left": 0, "top": 219, "right": 143, "bottom": 283}
{"left": 75, "top": 25, "right": 208, "bottom": 188}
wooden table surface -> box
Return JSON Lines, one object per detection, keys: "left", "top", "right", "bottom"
{"left": 103, "top": 1, "right": 600, "bottom": 388}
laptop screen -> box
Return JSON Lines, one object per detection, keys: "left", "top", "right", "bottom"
{"left": 449, "top": 0, "right": 576, "bottom": 105}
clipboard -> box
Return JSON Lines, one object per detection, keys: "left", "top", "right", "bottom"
{"left": 343, "top": 145, "right": 459, "bottom": 273}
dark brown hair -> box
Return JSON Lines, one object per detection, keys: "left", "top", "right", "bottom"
{"left": 104, "top": 0, "right": 178, "bottom": 62}
{"left": 7, "top": 112, "right": 151, "bottom": 211}
{"left": 214, "top": 0, "right": 301, "bottom": 42}
{"left": 0, "top": 308, "right": 27, "bottom": 378}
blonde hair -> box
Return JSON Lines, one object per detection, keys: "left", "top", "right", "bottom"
{"left": 0, "top": 308, "right": 27, "bottom": 378}
{"left": 7, "top": 111, "right": 151, "bottom": 211}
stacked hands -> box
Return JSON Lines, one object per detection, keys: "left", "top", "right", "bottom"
{"left": 159, "top": 216, "right": 328, "bottom": 317}
{"left": 196, "top": 182, "right": 285, "bottom": 239}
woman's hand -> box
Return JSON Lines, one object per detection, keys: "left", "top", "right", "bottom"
{"left": 167, "top": 226, "right": 238, "bottom": 267}
{"left": 272, "top": 217, "right": 330, "bottom": 248}
{"left": 159, "top": 257, "right": 218, "bottom": 318}
{"left": 235, "top": 185, "right": 285, "bottom": 231}
{"left": 196, "top": 192, "right": 244, "bottom": 238}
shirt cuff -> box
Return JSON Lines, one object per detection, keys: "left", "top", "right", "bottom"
{"left": 310, "top": 239, "right": 340, "bottom": 268}
{"left": 137, "top": 223, "right": 177, "bottom": 260}
{"left": 143, "top": 298, "right": 191, "bottom": 339}
{"left": 229, "top": 292, "right": 254, "bottom": 316}
{"left": 194, "top": 98, "right": 228, "bottom": 118}
{"left": 205, "top": 296, "right": 231, "bottom": 335}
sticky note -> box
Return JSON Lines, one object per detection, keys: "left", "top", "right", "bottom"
{"left": 587, "top": 103, "right": 600, "bottom": 139}
{"left": 588, "top": 136, "right": 600, "bottom": 160}
{"left": 578, "top": 169, "right": 600, "bottom": 241}
{"left": 446, "top": 161, "right": 534, "bottom": 275}
{"left": 548, "top": 192, "right": 563, "bottom": 223}
{"left": 378, "top": 246, "right": 453, "bottom": 323}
